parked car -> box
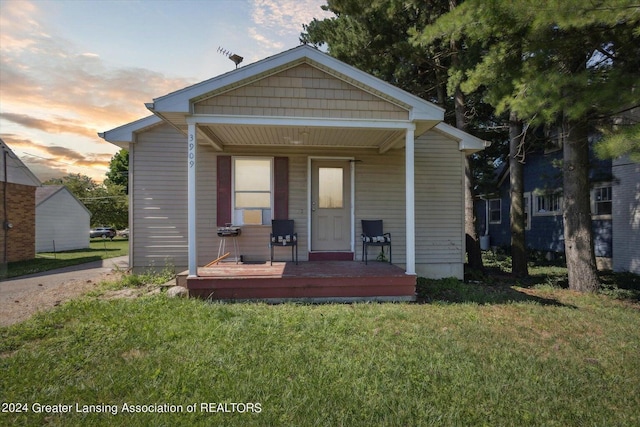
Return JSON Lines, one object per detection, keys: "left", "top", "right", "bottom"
{"left": 90, "top": 226, "right": 116, "bottom": 239}
{"left": 118, "top": 228, "right": 129, "bottom": 238}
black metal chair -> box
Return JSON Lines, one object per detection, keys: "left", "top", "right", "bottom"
{"left": 361, "top": 220, "right": 391, "bottom": 264}
{"left": 270, "top": 219, "right": 298, "bottom": 265}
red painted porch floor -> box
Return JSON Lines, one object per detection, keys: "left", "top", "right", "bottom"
{"left": 178, "top": 261, "right": 416, "bottom": 302}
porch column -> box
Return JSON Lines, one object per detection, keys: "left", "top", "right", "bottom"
{"left": 405, "top": 124, "right": 416, "bottom": 275}
{"left": 187, "top": 123, "right": 198, "bottom": 276}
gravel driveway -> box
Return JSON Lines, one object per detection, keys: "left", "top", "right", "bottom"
{"left": 0, "top": 256, "right": 128, "bottom": 327}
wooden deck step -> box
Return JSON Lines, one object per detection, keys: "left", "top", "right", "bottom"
{"left": 179, "top": 261, "right": 416, "bottom": 302}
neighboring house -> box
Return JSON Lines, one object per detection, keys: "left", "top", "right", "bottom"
{"left": 100, "top": 45, "right": 487, "bottom": 289}
{"left": 476, "top": 140, "right": 639, "bottom": 272}
{"left": 612, "top": 155, "right": 640, "bottom": 274}
{"left": 36, "top": 185, "right": 91, "bottom": 252}
{"left": 1, "top": 138, "right": 41, "bottom": 264}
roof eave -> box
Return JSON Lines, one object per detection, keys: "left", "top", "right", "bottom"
{"left": 434, "top": 122, "right": 490, "bottom": 153}
{"left": 1, "top": 138, "right": 42, "bottom": 187}
{"left": 99, "top": 115, "right": 163, "bottom": 145}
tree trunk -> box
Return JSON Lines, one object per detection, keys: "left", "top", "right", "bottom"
{"left": 562, "top": 118, "right": 599, "bottom": 292}
{"left": 509, "top": 111, "right": 528, "bottom": 277}
{"left": 465, "top": 156, "right": 483, "bottom": 271}
{"left": 449, "top": 25, "right": 483, "bottom": 273}
{"left": 455, "top": 87, "right": 483, "bottom": 272}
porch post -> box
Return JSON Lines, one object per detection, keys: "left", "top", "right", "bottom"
{"left": 187, "top": 123, "right": 198, "bottom": 276}
{"left": 405, "top": 124, "right": 416, "bottom": 275}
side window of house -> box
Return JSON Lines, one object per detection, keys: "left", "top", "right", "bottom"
{"left": 233, "top": 157, "right": 272, "bottom": 225}
{"left": 534, "top": 192, "right": 562, "bottom": 215}
{"left": 489, "top": 199, "right": 501, "bottom": 224}
{"left": 593, "top": 185, "right": 612, "bottom": 216}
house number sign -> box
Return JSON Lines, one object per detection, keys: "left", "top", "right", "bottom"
{"left": 188, "top": 133, "right": 195, "bottom": 168}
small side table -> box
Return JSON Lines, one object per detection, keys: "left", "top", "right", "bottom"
{"left": 216, "top": 225, "right": 241, "bottom": 264}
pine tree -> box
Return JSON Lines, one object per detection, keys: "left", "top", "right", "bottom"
{"left": 419, "top": 0, "right": 640, "bottom": 291}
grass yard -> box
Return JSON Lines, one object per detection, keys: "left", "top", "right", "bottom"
{"left": 5, "top": 238, "right": 129, "bottom": 278}
{"left": 1, "top": 267, "right": 639, "bottom": 426}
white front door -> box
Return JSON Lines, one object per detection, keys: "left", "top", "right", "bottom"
{"left": 311, "top": 159, "right": 351, "bottom": 251}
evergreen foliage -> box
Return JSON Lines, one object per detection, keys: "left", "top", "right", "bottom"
{"left": 413, "top": 0, "right": 640, "bottom": 291}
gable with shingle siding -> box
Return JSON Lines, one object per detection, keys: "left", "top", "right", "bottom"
{"left": 194, "top": 64, "right": 409, "bottom": 120}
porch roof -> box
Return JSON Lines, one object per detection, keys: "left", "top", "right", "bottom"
{"left": 145, "top": 45, "right": 445, "bottom": 154}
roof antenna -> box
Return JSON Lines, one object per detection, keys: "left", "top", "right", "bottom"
{"left": 217, "top": 46, "right": 243, "bottom": 69}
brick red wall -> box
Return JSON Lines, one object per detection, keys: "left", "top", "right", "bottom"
{"left": 0, "top": 182, "right": 36, "bottom": 263}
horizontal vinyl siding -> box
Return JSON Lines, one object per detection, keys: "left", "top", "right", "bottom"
{"left": 203, "top": 146, "right": 409, "bottom": 263}
{"left": 354, "top": 150, "right": 406, "bottom": 262}
{"left": 36, "top": 191, "right": 90, "bottom": 252}
{"left": 196, "top": 149, "right": 218, "bottom": 265}
{"left": 415, "top": 133, "right": 464, "bottom": 265}
{"left": 132, "top": 128, "right": 466, "bottom": 272}
{"left": 612, "top": 157, "right": 640, "bottom": 274}
{"left": 201, "top": 140, "right": 465, "bottom": 269}
{"left": 132, "top": 124, "right": 188, "bottom": 271}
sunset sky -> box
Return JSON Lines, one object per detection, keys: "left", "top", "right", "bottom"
{"left": 0, "top": 0, "right": 332, "bottom": 183}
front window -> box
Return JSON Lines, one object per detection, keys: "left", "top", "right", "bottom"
{"left": 233, "top": 158, "right": 272, "bottom": 225}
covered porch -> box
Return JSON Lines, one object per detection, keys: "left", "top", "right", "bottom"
{"left": 178, "top": 260, "right": 416, "bottom": 302}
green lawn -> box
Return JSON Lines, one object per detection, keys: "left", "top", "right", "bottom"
{"left": 1, "top": 265, "right": 639, "bottom": 426}
{"left": 5, "top": 238, "right": 129, "bottom": 278}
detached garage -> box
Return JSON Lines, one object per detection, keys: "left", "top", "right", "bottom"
{"left": 36, "top": 185, "right": 91, "bottom": 252}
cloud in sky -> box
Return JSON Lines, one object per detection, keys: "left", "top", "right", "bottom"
{"left": 0, "top": 5, "right": 193, "bottom": 129}
{"left": 0, "top": 113, "right": 94, "bottom": 139}
{"left": 0, "top": 0, "right": 333, "bottom": 183}
{"left": 0, "top": 0, "right": 195, "bottom": 182}
{"left": 251, "top": 0, "right": 331, "bottom": 34}
{"left": 249, "top": 0, "right": 332, "bottom": 49}
{"left": 2, "top": 133, "right": 112, "bottom": 182}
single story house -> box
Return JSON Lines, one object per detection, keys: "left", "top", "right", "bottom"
{"left": 1, "top": 138, "right": 40, "bottom": 266}
{"left": 36, "top": 185, "right": 91, "bottom": 252}
{"left": 100, "top": 45, "right": 487, "bottom": 299}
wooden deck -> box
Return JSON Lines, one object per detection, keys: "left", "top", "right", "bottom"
{"left": 178, "top": 261, "right": 416, "bottom": 302}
